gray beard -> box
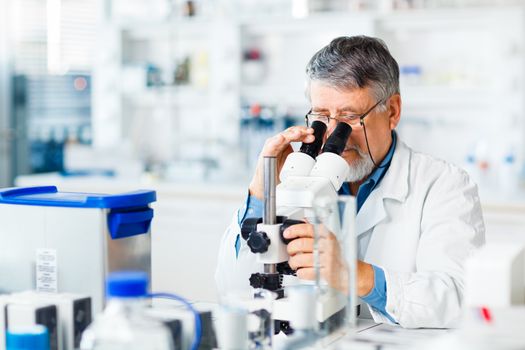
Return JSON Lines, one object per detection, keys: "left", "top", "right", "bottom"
{"left": 345, "top": 144, "right": 375, "bottom": 182}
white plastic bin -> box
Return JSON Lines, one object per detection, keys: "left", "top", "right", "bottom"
{"left": 0, "top": 186, "right": 156, "bottom": 314}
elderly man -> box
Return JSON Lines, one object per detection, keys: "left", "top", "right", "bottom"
{"left": 215, "top": 36, "right": 485, "bottom": 328}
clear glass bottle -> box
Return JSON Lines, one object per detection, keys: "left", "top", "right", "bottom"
{"left": 80, "top": 271, "right": 173, "bottom": 350}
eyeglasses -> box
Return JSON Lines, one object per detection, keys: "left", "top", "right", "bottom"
{"left": 305, "top": 98, "right": 385, "bottom": 129}
{"left": 305, "top": 97, "right": 389, "bottom": 169}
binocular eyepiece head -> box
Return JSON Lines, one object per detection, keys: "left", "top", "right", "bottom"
{"left": 300, "top": 121, "right": 352, "bottom": 158}
{"left": 299, "top": 121, "right": 326, "bottom": 159}
{"left": 322, "top": 122, "right": 352, "bottom": 155}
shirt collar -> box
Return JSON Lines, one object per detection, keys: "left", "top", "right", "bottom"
{"left": 338, "top": 131, "right": 397, "bottom": 196}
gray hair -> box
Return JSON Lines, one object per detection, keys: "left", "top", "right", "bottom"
{"left": 306, "top": 36, "right": 400, "bottom": 108}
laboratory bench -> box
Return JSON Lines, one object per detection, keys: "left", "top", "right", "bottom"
{"left": 187, "top": 301, "right": 449, "bottom": 350}
{"left": 14, "top": 173, "right": 525, "bottom": 303}
{"left": 326, "top": 321, "right": 449, "bottom": 349}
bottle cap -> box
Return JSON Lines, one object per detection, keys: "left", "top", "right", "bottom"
{"left": 107, "top": 270, "right": 149, "bottom": 298}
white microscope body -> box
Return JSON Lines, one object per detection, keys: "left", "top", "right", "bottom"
{"left": 242, "top": 122, "right": 356, "bottom": 333}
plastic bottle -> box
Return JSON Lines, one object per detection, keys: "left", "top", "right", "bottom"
{"left": 473, "top": 140, "right": 492, "bottom": 190}
{"left": 6, "top": 325, "right": 49, "bottom": 350}
{"left": 80, "top": 271, "right": 173, "bottom": 350}
{"left": 499, "top": 151, "right": 519, "bottom": 194}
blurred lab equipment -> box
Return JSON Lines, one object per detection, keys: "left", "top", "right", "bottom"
{"left": 174, "top": 57, "right": 191, "bottom": 85}
{"left": 0, "top": 296, "right": 57, "bottom": 350}
{"left": 216, "top": 288, "right": 276, "bottom": 349}
{"left": 80, "top": 271, "right": 173, "bottom": 350}
{"left": 146, "top": 300, "right": 215, "bottom": 350}
{"left": 415, "top": 242, "right": 525, "bottom": 350}
{"left": 146, "top": 63, "right": 164, "bottom": 87}
{"left": 464, "top": 243, "right": 524, "bottom": 308}
{"left": 6, "top": 325, "right": 50, "bottom": 350}
{"left": 242, "top": 48, "right": 266, "bottom": 84}
{"left": 0, "top": 292, "right": 92, "bottom": 350}
{"left": 240, "top": 121, "right": 357, "bottom": 334}
{"left": 215, "top": 293, "right": 250, "bottom": 350}
{"left": 11, "top": 74, "right": 91, "bottom": 180}
{"left": 240, "top": 104, "right": 276, "bottom": 171}
{"left": 240, "top": 104, "right": 302, "bottom": 172}
{"left": 276, "top": 285, "right": 318, "bottom": 350}
{"left": 499, "top": 149, "right": 520, "bottom": 194}
{"left": 0, "top": 186, "right": 156, "bottom": 314}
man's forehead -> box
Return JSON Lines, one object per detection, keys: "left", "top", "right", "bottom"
{"left": 309, "top": 83, "right": 374, "bottom": 111}
{"left": 310, "top": 97, "right": 368, "bottom": 112}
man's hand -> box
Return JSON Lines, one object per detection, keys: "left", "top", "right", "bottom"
{"left": 284, "top": 223, "right": 375, "bottom": 296}
{"left": 248, "top": 126, "right": 314, "bottom": 199}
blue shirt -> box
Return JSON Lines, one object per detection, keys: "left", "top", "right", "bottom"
{"left": 237, "top": 132, "right": 397, "bottom": 322}
{"left": 338, "top": 131, "right": 397, "bottom": 213}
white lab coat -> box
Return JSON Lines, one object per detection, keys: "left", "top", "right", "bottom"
{"left": 215, "top": 140, "right": 485, "bottom": 328}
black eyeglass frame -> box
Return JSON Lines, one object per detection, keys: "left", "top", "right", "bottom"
{"left": 304, "top": 98, "right": 385, "bottom": 129}
{"left": 304, "top": 97, "right": 388, "bottom": 169}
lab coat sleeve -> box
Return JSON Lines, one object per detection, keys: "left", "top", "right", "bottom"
{"left": 370, "top": 166, "right": 485, "bottom": 328}
{"left": 215, "top": 210, "right": 261, "bottom": 296}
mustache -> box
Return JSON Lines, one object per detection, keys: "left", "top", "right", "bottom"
{"left": 343, "top": 144, "right": 368, "bottom": 157}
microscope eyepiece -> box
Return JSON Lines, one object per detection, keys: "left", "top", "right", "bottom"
{"left": 322, "top": 122, "right": 352, "bottom": 155}
{"left": 299, "top": 121, "right": 327, "bottom": 159}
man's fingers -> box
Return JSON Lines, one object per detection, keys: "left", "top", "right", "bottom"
{"left": 318, "top": 234, "right": 339, "bottom": 252}
{"left": 296, "top": 267, "right": 315, "bottom": 280}
{"left": 288, "top": 253, "right": 313, "bottom": 270}
{"left": 280, "top": 126, "right": 314, "bottom": 143}
{"left": 262, "top": 126, "right": 314, "bottom": 156}
{"left": 283, "top": 223, "right": 314, "bottom": 240}
{"left": 287, "top": 237, "right": 314, "bottom": 256}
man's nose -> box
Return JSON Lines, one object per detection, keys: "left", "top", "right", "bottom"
{"left": 327, "top": 118, "right": 338, "bottom": 133}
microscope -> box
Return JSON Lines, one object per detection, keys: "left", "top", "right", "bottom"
{"left": 241, "top": 121, "right": 355, "bottom": 334}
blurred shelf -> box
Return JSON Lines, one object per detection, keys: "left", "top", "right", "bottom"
{"left": 94, "top": 2, "right": 525, "bottom": 174}
{"left": 122, "top": 86, "right": 210, "bottom": 107}
{"left": 116, "top": 16, "right": 214, "bottom": 31}
{"left": 237, "top": 6, "right": 523, "bottom": 35}
{"left": 240, "top": 83, "right": 303, "bottom": 94}
{"left": 240, "top": 84, "right": 308, "bottom": 106}
{"left": 400, "top": 85, "right": 520, "bottom": 108}
{"left": 239, "top": 11, "right": 375, "bottom": 35}
{"left": 376, "top": 5, "right": 524, "bottom": 29}
{"left": 116, "top": 18, "right": 215, "bottom": 42}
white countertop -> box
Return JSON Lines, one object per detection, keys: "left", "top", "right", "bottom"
{"left": 329, "top": 322, "right": 449, "bottom": 349}
{"left": 15, "top": 172, "right": 525, "bottom": 210}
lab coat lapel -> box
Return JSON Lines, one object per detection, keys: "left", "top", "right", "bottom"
{"left": 355, "top": 140, "right": 411, "bottom": 237}
{"left": 355, "top": 187, "right": 387, "bottom": 237}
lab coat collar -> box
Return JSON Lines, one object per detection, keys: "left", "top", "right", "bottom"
{"left": 355, "top": 138, "right": 411, "bottom": 237}
{"left": 377, "top": 139, "right": 411, "bottom": 203}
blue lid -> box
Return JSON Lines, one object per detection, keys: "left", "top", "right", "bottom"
{"left": 107, "top": 271, "right": 149, "bottom": 298}
{"left": 400, "top": 65, "right": 422, "bottom": 75}
{"left": 0, "top": 186, "right": 156, "bottom": 209}
{"left": 7, "top": 325, "right": 49, "bottom": 350}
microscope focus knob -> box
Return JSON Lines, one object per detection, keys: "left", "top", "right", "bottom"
{"left": 247, "top": 231, "right": 271, "bottom": 253}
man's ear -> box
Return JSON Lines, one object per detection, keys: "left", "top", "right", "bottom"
{"left": 388, "top": 94, "right": 401, "bottom": 130}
